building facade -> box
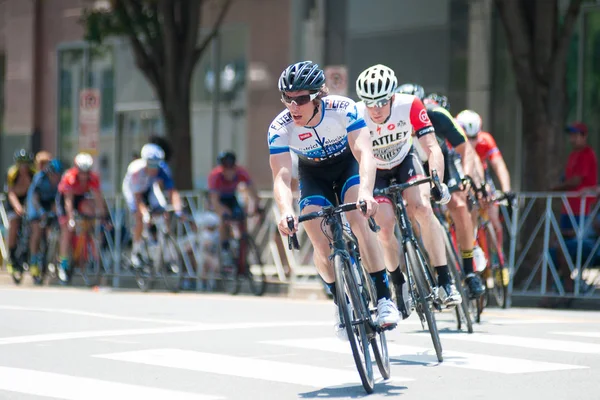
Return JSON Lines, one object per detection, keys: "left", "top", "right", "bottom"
{"left": 1, "top": 0, "right": 599, "bottom": 192}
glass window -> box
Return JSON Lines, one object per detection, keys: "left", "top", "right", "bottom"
{"left": 58, "top": 48, "right": 85, "bottom": 160}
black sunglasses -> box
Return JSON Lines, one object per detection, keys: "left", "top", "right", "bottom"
{"left": 281, "top": 92, "right": 319, "bottom": 106}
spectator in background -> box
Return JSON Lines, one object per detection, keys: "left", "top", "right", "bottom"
{"left": 548, "top": 122, "right": 598, "bottom": 296}
{"left": 551, "top": 122, "right": 598, "bottom": 231}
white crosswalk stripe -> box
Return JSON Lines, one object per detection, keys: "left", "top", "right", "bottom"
{"left": 262, "top": 337, "right": 588, "bottom": 373}
{"left": 0, "top": 366, "right": 223, "bottom": 400}
{"left": 410, "top": 331, "right": 600, "bottom": 354}
{"left": 95, "top": 348, "right": 415, "bottom": 388}
{"left": 551, "top": 331, "right": 600, "bottom": 339}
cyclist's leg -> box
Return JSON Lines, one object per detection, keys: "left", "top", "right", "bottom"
{"left": 404, "top": 154, "right": 461, "bottom": 306}
{"left": 6, "top": 204, "right": 20, "bottom": 272}
{"left": 27, "top": 199, "right": 44, "bottom": 277}
{"left": 487, "top": 203, "right": 505, "bottom": 265}
{"left": 218, "top": 196, "right": 237, "bottom": 251}
{"left": 339, "top": 162, "right": 399, "bottom": 327}
{"left": 56, "top": 194, "right": 82, "bottom": 274}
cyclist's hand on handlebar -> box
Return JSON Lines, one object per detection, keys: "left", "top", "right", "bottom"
{"left": 431, "top": 183, "right": 451, "bottom": 205}
{"left": 278, "top": 213, "right": 297, "bottom": 236}
{"left": 357, "top": 193, "right": 378, "bottom": 217}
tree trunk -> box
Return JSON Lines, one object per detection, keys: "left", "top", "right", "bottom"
{"left": 162, "top": 97, "right": 193, "bottom": 190}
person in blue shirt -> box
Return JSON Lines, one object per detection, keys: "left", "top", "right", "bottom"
{"left": 26, "top": 159, "right": 63, "bottom": 280}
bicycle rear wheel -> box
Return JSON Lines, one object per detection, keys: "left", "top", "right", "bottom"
{"left": 80, "top": 234, "right": 101, "bottom": 287}
{"left": 444, "top": 232, "right": 473, "bottom": 333}
{"left": 407, "top": 241, "right": 443, "bottom": 362}
{"left": 160, "top": 235, "right": 183, "bottom": 292}
{"left": 485, "top": 224, "right": 508, "bottom": 308}
{"left": 244, "top": 235, "right": 266, "bottom": 296}
{"left": 334, "top": 253, "right": 374, "bottom": 394}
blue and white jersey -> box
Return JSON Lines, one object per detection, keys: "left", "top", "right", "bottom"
{"left": 122, "top": 159, "right": 174, "bottom": 198}
{"left": 27, "top": 171, "right": 58, "bottom": 204}
{"left": 267, "top": 95, "right": 367, "bottom": 165}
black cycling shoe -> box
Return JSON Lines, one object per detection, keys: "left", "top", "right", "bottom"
{"left": 394, "top": 282, "right": 412, "bottom": 320}
{"left": 465, "top": 273, "right": 485, "bottom": 299}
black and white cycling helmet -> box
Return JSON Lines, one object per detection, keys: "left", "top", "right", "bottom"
{"left": 356, "top": 64, "right": 398, "bottom": 106}
{"left": 456, "top": 110, "right": 482, "bottom": 138}
{"left": 397, "top": 83, "right": 425, "bottom": 100}
{"left": 278, "top": 61, "right": 325, "bottom": 92}
{"left": 141, "top": 143, "right": 165, "bottom": 161}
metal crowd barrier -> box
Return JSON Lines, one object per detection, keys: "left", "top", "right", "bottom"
{"left": 2, "top": 190, "right": 599, "bottom": 303}
{"left": 508, "top": 192, "right": 600, "bottom": 301}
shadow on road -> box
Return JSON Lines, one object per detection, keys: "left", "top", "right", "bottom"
{"left": 298, "top": 381, "right": 408, "bottom": 398}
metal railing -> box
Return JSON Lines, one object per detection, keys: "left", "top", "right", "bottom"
{"left": 2, "top": 190, "right": 599, "bottom": 302}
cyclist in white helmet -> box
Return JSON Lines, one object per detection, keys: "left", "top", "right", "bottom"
{"left": 456, "top": 109, "right": 512, "bottom": 280}
{"left": 123, "top": 143, "right": 183, "bottom": 266}
{"left": 56, "top": 152, "right": 106, "bottom": 282}
{"left": 355, "top": 64, "right": 461, "bottom": 316}
{"left": 269, "top": 60, "right": 400, "bottom": 339}
{"left": 398, "top": 83, "right": 486, "bottom": 299}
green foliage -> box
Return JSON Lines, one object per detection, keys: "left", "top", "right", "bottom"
{"left": 81, "top": 2, "right": 161, "bottom": 46}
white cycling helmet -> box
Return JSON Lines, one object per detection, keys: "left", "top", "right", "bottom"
{"left": 356, "top": 64, "right": 398, "bottom": 106}
{"left": 140, "top": 143, "right": 165, "bottom": 161}
{"left": 456, "top": 109, "right": 482, "bottom": 138}
{"left": 74, "top": 152, "right": 94, "bottom": 172}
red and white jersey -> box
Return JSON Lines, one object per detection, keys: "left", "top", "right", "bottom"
{"left": 357, "top": 94, "right": 434, "bottom": 170}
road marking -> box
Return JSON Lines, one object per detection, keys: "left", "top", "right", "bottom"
{"left": 0, "top": 305, "right": 204, "bottom": 325}
{"left": 552, "top": 332, "right": 600, "bottom": 339}
{"left": 415, "top": 332, "right": 600, "bottom": 354}
{"left": 486, "top": 319, "right": 572, "bottom": 325}
{"left": 0, "top": 366, "right": 222, "bottom": 400}
{"left": 96, "top": 348, "right": 414, "bottom": 388}
{"left": 0, "top": 321, "right": 331, "bottom": 346}
{"left": 263, "top": 338, "right": 587, "bottom": 374}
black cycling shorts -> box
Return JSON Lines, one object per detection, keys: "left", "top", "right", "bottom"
{"left": 375, "top": 147, "right": 426, "bottom": 190}
{"left": 297, "top": 154, "right": 360, "bottom": 210}
{"left": 219, "top": 195, "right": 244, "bottom": 219}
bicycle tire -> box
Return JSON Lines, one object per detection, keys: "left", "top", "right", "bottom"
{"left": 244, "top": 235, "right": 266, "bottom": 296}
{"left": 407, "top": 241, "right": 443, "bottom": 362}
{"left": 444, "top": 232, "right": 473, "bottom": 333}
{"left": 350, "top": 244, "right": 390, "bottom": 380}
{"left": 160, "top": 235, "right": 183, "bottom": 292}
{"left": 220, "top": 247, "right": 240, "bottom": 295}
{"left": 80, "top": 235, "right": 101, "bottom": 287}
{"left": 485, "top": 224, "right": 508, "bottom": 308}
{"left": 334, "top": 253, "right": 374, "bottom": 394}
{"left": 134, "top": 239, "right": 153, "bottom": 292}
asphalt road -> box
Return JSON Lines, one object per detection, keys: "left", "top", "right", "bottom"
{"left": 0, "top": 287, "right": 598, "bottom": 400}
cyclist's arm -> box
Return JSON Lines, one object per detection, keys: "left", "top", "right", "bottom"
{"left": 418, "top": 133, "right": 445, "bottom": 181}
{"left": 245, "top": 182, "right": 261, "bottom": 212}
{"left": 134, "top": 192, "right": 149, "bottom": 216}
{"left": 63, "top": 192, "right": 75, "bottom": 221}
{"left": 269, "top": 152, "right": 295, "bottom": 217}
{"left": 167, "top": 189, "right": 183, "bottom": 215}
{"left": 348, "top": 126, "right": 377, "bottom": 195}
{"left": 489, "top": 154, "right": 511, "bottom": 192}
{"left": 459, "top": 142, "right": 484, "bottom": 187}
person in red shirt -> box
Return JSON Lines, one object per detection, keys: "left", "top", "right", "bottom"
{"left": 55, "top": 152, "right": 105, "bottom": 283}
{"left": 207, "top": 151, "right": 260, "bottom": 258}
{"left": 552, "top": 123, "right": 598, "bottom": 222}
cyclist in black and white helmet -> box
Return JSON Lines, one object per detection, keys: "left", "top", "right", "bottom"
{"left": 355, "top": 64, "right": 460, "bottom": 314}
{"left": 268, "top": 60, "right": 400, "bottom": 339}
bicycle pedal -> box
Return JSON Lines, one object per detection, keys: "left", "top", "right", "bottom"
{"left": 380, "top": 323, "right": 397, "bottom": 331}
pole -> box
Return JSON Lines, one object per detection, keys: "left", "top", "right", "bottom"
{"left": 211, "top": 33, "right": 221, "bottom": 164}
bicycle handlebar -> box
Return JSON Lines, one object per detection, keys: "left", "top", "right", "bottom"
{"left": 286, "top": 201, "right": 379, "bottom": 250}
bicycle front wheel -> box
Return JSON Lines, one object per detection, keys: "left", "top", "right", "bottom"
{"left": 334, "top": 253, "right": 374, "bottom": 394}
{"left": 407, "top": 241, "right": 443, "bottom": 362}
{"left": 80, "top": 235, "right": 101, "bottom": 287}
{"left": 159, "top": 235, "right": 183, "bottom": 292}
{"left": 244, "top": 235, "right": 266, "bottom": 296}
{"left": 485, "top": 224, "right": 508, "bottom": 308}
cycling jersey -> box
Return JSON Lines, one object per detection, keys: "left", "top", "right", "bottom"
{"left": 58, "top": 167, "right": 100, "bottom": 196}
{"left": 5, "top": 165, "right": 36, "bottom": 190}
{"left": 267, "top": 95, "right": 367, "bottom": 165}
{"left": 472, "top": 131, "right": 501, "bottom": 168}
{"left": 122, "top": 159, "right": 174, "bottom": 197}
{"left": 207, "top": 165, "right": 252, "bottom": 198}
{"left": 356, "top": 94, "right": 434, "bottom": 170}
{"left": 427, "top": 106, "right": 467, "bottom": 150}
{"left": 26, "top": 171, "right": 58, "bottom": 220}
